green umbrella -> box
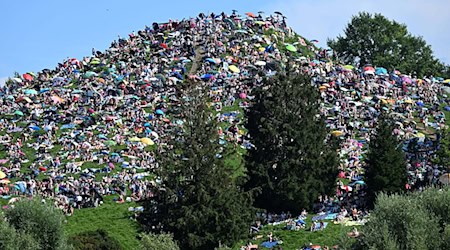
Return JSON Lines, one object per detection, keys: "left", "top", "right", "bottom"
{"left": 104, "top": 140, "right": 117, "bottom": 146}
{"left": 83, "top": 71, "right": 97, "bottom": 78}
{"left": 14, "top": 110, "right": 24, "bottom": 116}
{"left": 343, "top": 65, "right": 354, "bottom": 70}
{"left": 286, "top": 44, "right": 297, "bottom": 52}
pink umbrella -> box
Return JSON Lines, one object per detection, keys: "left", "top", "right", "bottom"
{"left": 0, "top": 159, "right": 8, "bottom": 164}
{"left": 239, "top": 93, "right": 247, "bottom": 99}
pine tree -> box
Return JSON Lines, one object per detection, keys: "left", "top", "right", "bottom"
{"left": 365, "top": 115, "right": 408, "bottom": 208}
{"left": 245, "top": 73, "right": 338, "bottom": 212}
{"left": 141, "top": 84, "right": 254, "bottom": 250}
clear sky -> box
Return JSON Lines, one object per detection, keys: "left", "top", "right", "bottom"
{"left": 1, "top": 0, "right": 449, "bottom": 84}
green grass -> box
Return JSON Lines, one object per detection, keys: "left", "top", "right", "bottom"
{"left": 65, "top": 196, "right": 141, "bottom": 250}
{"left": 234, "top": 215, "right": 356, "bottom": 250}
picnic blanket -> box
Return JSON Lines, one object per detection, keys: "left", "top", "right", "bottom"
{"left": 261, "top": 241, "right": 279, "bottom": 248}
{"left": 312, "top": 213, "right": 338, "bottom": 221}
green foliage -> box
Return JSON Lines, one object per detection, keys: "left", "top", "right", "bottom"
{"left": 139, "top": 233, "right": 180, "bottom": 250}
{"left": 141, "top": 84, "right": 254, "bottom": 250}
{"left": 0, "top": 220, "right": 41, "bottom": 250}
{"left": 433, "top": 126, "right": 450, "bottom": 171}
{"left": 64, "top": 196, "right": 140, "bottom": 250}
{"left": 69, "top": 229, "right": 122, "bottom": 250}
{"left": 356, "top": 191, "right": 446, "bottom": 250}
{"left": 4, "top": 198, "right": 69, "bottom": 250}
{"left": 328, "top": 12, "right": 444, "bottom": 77}
{"left": 365, "top": 116, "right": 407, "bottom": 208}
{"left": 245, "top": 73, "right": 338, "bottom": 212}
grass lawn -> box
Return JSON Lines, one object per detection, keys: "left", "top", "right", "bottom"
{"left": 64, "top": 196, "right": 141, "bottom": 249}
{"left": 234, "top": 215, "right": 356, "bottom": 250}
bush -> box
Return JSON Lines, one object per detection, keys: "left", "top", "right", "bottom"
{"left": 4, "top": 198, "right": 69, "bottom": 250}
{"left": 69, "top": 229, "right": 122, "bottom": 250}
{"left": 140, "top": 233, "right": 179, "bottom": 250}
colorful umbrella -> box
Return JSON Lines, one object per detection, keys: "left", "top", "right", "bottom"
{"left": 285, "top": 44, "right": 297, "bottom": 52}
{"left": 229, "top": 65, "right": 240, "bottom": 73}
{"left": 141, "top": 138, "right": 155, "bottom": 146}
{"left": 14, "top": 110, "right": 24, "bottom": 116}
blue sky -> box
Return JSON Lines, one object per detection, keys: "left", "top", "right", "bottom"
{"left": 1, "top": 0, "right": 449, "bottom": 84}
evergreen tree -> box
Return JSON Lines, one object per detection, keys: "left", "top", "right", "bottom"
{"left": 433, "top": 126, "right": 450, "bottom": 173}
{"left": 365, "top": 116, "right": 407, "bottom": 208}
{"left": 245, "top": 73, "right": 338, "bottom": 212}
{"left": 140, "top": 84, "right": 254, "bottom": 250}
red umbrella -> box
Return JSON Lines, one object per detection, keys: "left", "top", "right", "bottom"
{"left": 245, "top": 12, "right": 256, "bottom": 18}
{"left": 23, "top": 73, "right": 33, "bottom": 81}
{"left": 39, "top": 167, "right": 47, "bottom": 172}
{"left": 160, "top": 43, "right": 168, "bottom": 49}
{"left": 364, "top": 66, "right": 375, "bottom": 72}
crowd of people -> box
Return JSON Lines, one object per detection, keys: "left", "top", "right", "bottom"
{"left": 0, "top": 10, "right": 449, "bottom": 248}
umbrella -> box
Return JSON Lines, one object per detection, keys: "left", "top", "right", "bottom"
{"left": 245, "top": 12, "right": 256, "bottom": 18}
{"left": 286, "top": 44, "right": 297, "bottom": 52}
{"left": 402, "top": 76, "right": 412, "bottom": 84}
{"left": 29, "top": 125, "right": 40, "bottom": 131}
{"left": 205, "top": 58, "right": 217, "bottom": 64}
{"left": 104, "top": 140, "right": 117, "bottom": 146}
{"left": 0, "top": 159, "right": 8, "bottom": 164}
{"left": 375, "top": 67, "right": 388, "bottom": 75}
{"left": 364, "top": 66, "right": 375, "bottom": 72}
{"left": 155, "top": 109, "right": 164, "bottom": 115}
{"left": 129, "top": 137, "right": 141, "bottom": 142}
{"left": 0, "top": 171, "right": 5, "bottom": 179}
{"left": 24, "top": 89, "right": 38, "bottom": 95}
{"left": 22, "top": 73, "right": 33, "bottom": 81}
{"left": 51, "top": 95, "right": 64, "bottom": 104}
{"left": 331, "top": 130, "right": 344, "bottom": 136}
{"left": 239, "top": 93, "right": 247, "bottom": 99}
{"left": 201, "top": 74, "right": 213, "bottom": 80}
{"left": 83, "top": 71, "right": 97, "bottom": 78}
{"left": 255, "top": 61, "right": 266, "bottom": 66}
{"left": 229, "top": 65, "right": 240, "bottom": 73}
{"left": 443, "top": 79, "right": 450, "bottom": 84}
{"left": 12, "top": 77, "right": 22, "bottom": 83}
{"left": 274, "top": 11, "right": 283, "bottom": 15}
{"left": 439, "top": 173, "right": 450, "bottom": 185}
{"left": 343, "top": 65, "right": 354, "bottom": 70}
{"left": 14, "top": 110, "right": 24, "bottom": 116}
{"left": 141, "top": 138, "right": 155, "bottom": 146}
{"left": 0, "top": 179, "right": 10, "bottom": 184}
{"left": 40, "top": 88, "right": 51, "bottom": 93}
{"left": 310, "top": 39, "right": 319, "bottom": 43}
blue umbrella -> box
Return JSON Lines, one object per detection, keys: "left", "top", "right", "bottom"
{"left": 144, "top": 122, "right": 151, "bottom": 127}
{"left": 375, "top": 67, "right": 387, "bottom": 75}
{"left": 417, "top": 101, "right": 424, "bottom": 107}
{"left": 29, "top": 125, "right": 40, "bottom": 131}
{"left": 205, "top": 58, "right": 217, "bottom": 64}
{"left": 24, "top": 89, "right": 38, "bottom": 95}
{"left": 40, "top": 88, "right": 51, "bottom": 93}
{"left": 155, "top": 109, "right": 164, "bottom": 115}
{"left": 445, "top": 106, "right": 450, "bottom": 111}
{"left": 201, "top": 74, "right": 213, "bottom": 80}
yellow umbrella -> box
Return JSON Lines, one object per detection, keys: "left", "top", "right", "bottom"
{"left": 404, "top": 99, "right": 413, "bottom": 104}
{"left": 229, "top": 65, "right": 240, "bottom": 73}
{"left": 444, "top": 79, "right": 450, "bottom": 83}
{"left": 0, "top": 179, "right": 10, "bottom": 184}
{"left": 0, "top": 171, "right": 5, "bottom": 179}
{"left": 129, "top": 137, "right": 141, "bottom": 142}
{"left": 331, "top": 130, "right": 344, "bottom": 136}
{"left": 319, "top": 86, "right": 327, "bottom": 90}
{"left": 141, "top": 138, "right": 155, "bottom": 146}
{"left": 416, "top": 132, "right": 425, "bottom": 138}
